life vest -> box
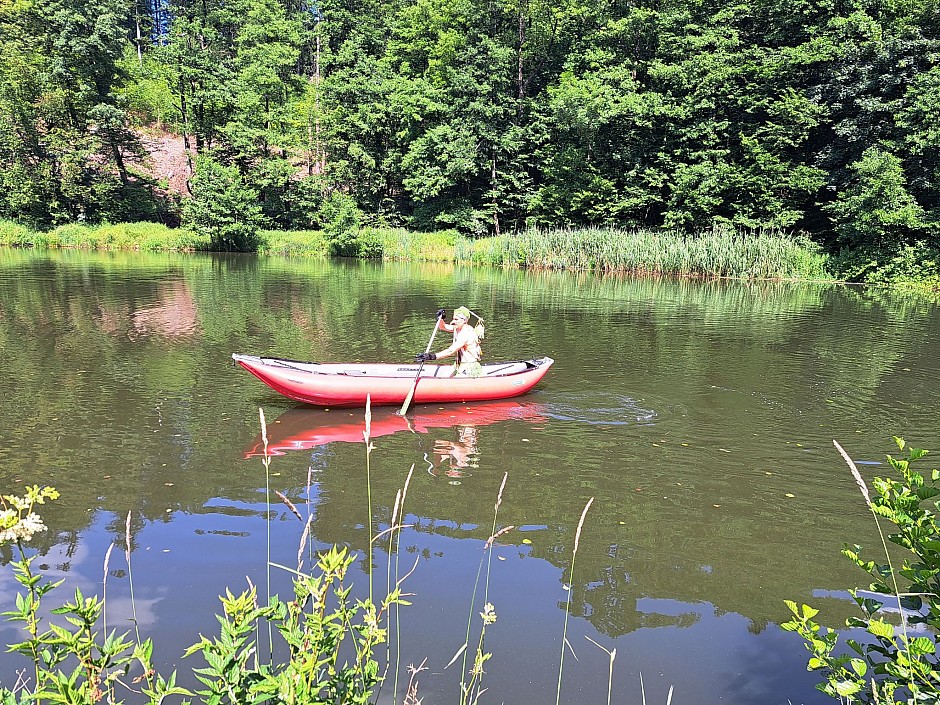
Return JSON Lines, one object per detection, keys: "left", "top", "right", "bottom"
{"left": 454, "top": 324, "right": 482, "bottom": 364}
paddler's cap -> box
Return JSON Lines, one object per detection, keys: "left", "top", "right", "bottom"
{"left": 453, "top": 306, "right": 471, "bottom": 321}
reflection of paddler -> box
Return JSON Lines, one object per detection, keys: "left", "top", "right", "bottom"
{"left": 415, "top": 306, "right": 484, "bottom": 377}
{"left": 432, "top": 425, "right": 480, "bottom": 477}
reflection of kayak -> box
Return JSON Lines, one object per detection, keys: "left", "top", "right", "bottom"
{"left": 244, "top": 401, "right": 547, "bottom": 458}
{"left": 232, "top": 354, "right": 554, "bottom": 407}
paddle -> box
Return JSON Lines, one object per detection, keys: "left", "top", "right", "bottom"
{"left": 397, "top": 310, "right": 444, "bottom": 416}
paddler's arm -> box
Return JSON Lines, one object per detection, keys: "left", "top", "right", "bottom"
{"left": 431, "top": 340, "right": 460, "bottom": 359}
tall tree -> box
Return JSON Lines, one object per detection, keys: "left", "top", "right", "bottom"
{"left": 0, "top": 0, "right": 143, "bottom": 225}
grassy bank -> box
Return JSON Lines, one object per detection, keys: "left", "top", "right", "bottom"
{"left": 0, "top": 220, "right": 210, "bottom": 251}
{"left": 0, "top": 219, "right": 834, "bottom": 281}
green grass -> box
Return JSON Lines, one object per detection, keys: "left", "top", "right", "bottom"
{"left": 372, "top": 227, "right": 460, "bottom": 262}
{"left": 0, "top": 219, "right": 833, "bottom": 280}
{"left": 257, "top": 229, "right": 329, "bottom": 257}
{"left": 0, "top": 220, "right": 37, "bottom": 247}
{"left": 0, "top": 220, "right": 209, "bottom": 251}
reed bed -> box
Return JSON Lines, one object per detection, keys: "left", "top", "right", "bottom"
{"left": 1, "top": 218, "right": 830, "bottom": 281}
{"left": 373, "top": 227, "right": 460, "bottom": 262}
{"left": 257, "top": 229, "right": 329, "bottom": 257}
{"left": 456, "top": 226, "right": 830, "bottom": 280}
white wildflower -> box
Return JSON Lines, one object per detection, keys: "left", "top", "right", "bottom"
{"left": 0, "top": 511, "right": 48, "bottom": 544}
{"left": 0, "top": 486, "right": 57, "bottom": 545}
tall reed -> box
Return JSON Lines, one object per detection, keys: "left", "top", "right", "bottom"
{"left": 458, "top": 227, "right": 829, "bottom": 280}
{"left": 833, "top": 439, "right": 911, "bottom": 678}
{"left": 384, "top": 465, "right": 415, "bottom": 705}
{"left": 0, "top": 221, "right": 209, "bottom": 251}
{"left": 102, "top": 543, "right": 114, "bottom": 635}
{"left": 556, "top": 497, "right": 594, "bottom": 705}
{"left": 364, "top": 394, "right": 375, "bottom": 603}
{"left": 449, "top": 472, "right": 512, "bottom": 705}
{"left": 259, "top": 406, "right": 274, "bottom": 662}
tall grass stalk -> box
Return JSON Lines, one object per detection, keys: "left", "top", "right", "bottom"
{"left": 585, "top": 636, "right": 615, "bottom": 705}
{"left": 102, "top": 543, "right": 114, "bottom": 636}
{"left": 124, "top": 512, "right": 143, "bottom": 647}
{"left": 555, "top": 497, "right": 594, "bottom": 705}
{"left": 833, "top": 440, "right": 912, "bottom": 666}
{"left": 364, "top": 394, "right": 375, "bottom": 603}
{"left": 384, "top": 465, "right": 415, "bottom": 705}
{"left": 639, "top": 672, "right": 674, "bottom": 705}
{"left": 453, "top": 472, "right": 512, "bottom": 705}
{"left": 483, "top": 473, "right": 509, "bottom": 610}
{"left": 259, "top": 406, "right": 274, "bottom": 662}
{"left": 306, "top": 463, "right": 315, "bottom": 562}
{"left": 124, "top": 510, "right": 154, "bottom": 692}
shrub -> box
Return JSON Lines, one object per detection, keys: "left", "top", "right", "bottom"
{"left": 830, "top": 242, "right": 940, "bottom": 284}
{"left": 784, "top": 438, "right": 940, "bottom": 704}
{"left": 323, "top": 192, "right": 366, "bottom": 257}
{"left": 182, "top": 155, "right": 263, "bottom": 251}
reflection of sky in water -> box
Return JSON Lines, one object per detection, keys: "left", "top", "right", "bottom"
{"left": 0, "top": 479, "right": 833, "bottom": 705}
{"left": 306, "top": 444, "right": 332, "bottom": 471}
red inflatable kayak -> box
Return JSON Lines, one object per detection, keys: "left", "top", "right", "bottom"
{"left": 232, "top": 354, "right": 554, "bottom": 407}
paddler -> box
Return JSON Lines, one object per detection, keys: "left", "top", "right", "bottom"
{"left": 415, "top": 306, "right": 483, "bottom": 377}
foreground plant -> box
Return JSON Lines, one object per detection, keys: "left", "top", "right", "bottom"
{"left": 186, "top": 545, "right": 402, "bottom": 705}
{"left": 0, "top": 486, "right": 188, "bottom": 704}
{"left": 783, "top": 437, "right": 940, "bottom": 703}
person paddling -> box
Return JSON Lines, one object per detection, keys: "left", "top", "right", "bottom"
{"left": 415, "top": 306, "right": 483, "bottom": 377}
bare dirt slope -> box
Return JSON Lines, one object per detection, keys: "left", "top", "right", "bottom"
{"left": 138, "top": 131, "right": 190, "bottom": 196}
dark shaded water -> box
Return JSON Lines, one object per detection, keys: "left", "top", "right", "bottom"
{"left": 1, "top": 249, "right": 939, "bottom": 704}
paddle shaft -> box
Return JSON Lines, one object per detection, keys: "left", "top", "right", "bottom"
{"left": 397, "top": 314, "right": 443, "bottom": 415}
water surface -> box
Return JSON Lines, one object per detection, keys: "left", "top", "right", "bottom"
{"left": 1, "top": 249, "right": 938, "bottom": 704}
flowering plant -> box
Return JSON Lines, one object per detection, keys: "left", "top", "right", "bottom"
{"left": 0, "top": 485, "right": 59, "bottom": 544}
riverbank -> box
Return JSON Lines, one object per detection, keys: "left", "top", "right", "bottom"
{"left": 5, "top": 218, "right": 940, "bottom": 291}
{"left": 0, "top": 219, "right": 831, "bottom": 279}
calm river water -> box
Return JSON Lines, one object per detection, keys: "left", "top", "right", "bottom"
{"left": 1, "top": 248, "right": 939, "bottom": 704}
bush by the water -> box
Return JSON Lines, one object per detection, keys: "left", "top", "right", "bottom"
{"left": 784, "top": 438, "right": 940, "bottom": 703}
{"left": 829, "top": 242, "right": 940, "bottom": 287}
{"left": 182, "top": 156, "right": 263, "bottom": 251}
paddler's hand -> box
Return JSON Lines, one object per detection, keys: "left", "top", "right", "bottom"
{"left": 415, "top": 352, "right": 437, "bottom": 362}
{"left": 436, "top": 308, "right": 446, "bottom": 319}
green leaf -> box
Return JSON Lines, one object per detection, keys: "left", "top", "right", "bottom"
{"left": 867, "top": 619, "right": 894, "bottom": 639}
{"left": 910, "top": 637, "right": 936, "bottom": 656}
{"left": 834, "top": 680, "right": 862, "bottom": 697}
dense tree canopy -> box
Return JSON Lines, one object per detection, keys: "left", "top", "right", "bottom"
{"left": 0, "top": 0, "right": 937, "bottom": 250}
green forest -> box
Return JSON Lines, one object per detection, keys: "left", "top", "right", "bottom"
{"left": 1, "top": 0, "right": 938, "bottom": 266}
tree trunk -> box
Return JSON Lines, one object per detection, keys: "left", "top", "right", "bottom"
{"left": 492, "top": 154, "right": 500, "bottom": 236}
